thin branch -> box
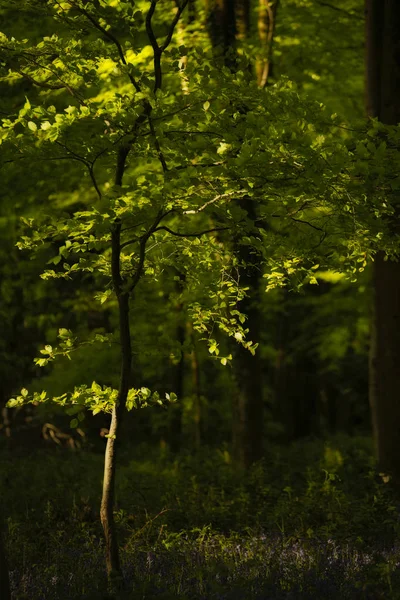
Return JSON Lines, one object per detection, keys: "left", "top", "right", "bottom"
{"left": 54, "top": 141, "right": 89, "bottom": 166}
{"left": 145, "top": 1, "right": 160, "bottom": 54}
{"left": 76, "top": 3, "right": 141, "bottom": 92}
{"left": 146, "top": 0, "right": 190, "bottom": 93}
{"left": 160, "top": 0, "right": 190, "bottom": 52}
{"left": 128, "top": 211, "right": 166, "bottom": 292}
{"left": 145, "top": 0, "right": 162, "bottom": 92}
{"left": 120, "top": 237, "right": 140, "bottom": 250}
{"left": 174, "top": 161, "right": 223, "bottom": 171}
{"left": 183, "top": 189, "right": 247, "bottom": 214}
{"left": 16, "top": 69, "right": 64, "bottom": 90}
{"left": 290, "top": 217, "right": 324, "bottom": 232}
{"left": 164, "top": 129, "right": 224, "bottom": 137}
{"left": 88, "top": 164, "right": 102, "bottom": 200}
{"left": 154, "top": 225, "right": 230, "bottom": 237}
{"left": 147, "top": 115, "right": 168, "bottom": 172}
{"left": 314, "top": 0, "right": 364, "bottom": 19}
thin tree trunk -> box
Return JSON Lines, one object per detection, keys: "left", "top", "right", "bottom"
{"left": 169, "top": 275, "right": 186, "bottom": 453}
{"left": 366, "top": 0, "right": 400, "bottom": 479}
{"left": 100, "top": 291, "right": 132, "bottom": 583}
{"left": 189, "top": 327, "right": 202, "bottom": 450}
{"left": 100, "top": 147, "right": 133, "bottom": 584}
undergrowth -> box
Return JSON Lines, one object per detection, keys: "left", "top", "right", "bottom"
{"left": 2, "top": 434, "right": 400, "bottom": 599}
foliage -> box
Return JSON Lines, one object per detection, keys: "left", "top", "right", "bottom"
{"left": 1, "top": 0, "right": 400, "bottom": 418}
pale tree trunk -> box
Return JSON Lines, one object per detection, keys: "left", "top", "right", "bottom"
{"left": 176, "top": 0, "right": 195, "bottom": 94}
{"left": 256, "top": 0, "right": 279, "bottom": 87}
{"left": 366, "top": 0, "right": 400, "bottom": 479}
{"left": 100, "top": 147, "right": 133, "bottom": 586}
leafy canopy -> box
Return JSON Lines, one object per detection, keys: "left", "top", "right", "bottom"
{"left": 2, "top": 0, "right": 399, "bottom": 415}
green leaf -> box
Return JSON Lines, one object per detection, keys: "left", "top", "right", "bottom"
{"left": 70, "top": 418, "right": 79, "bottom": 428}
{"left": 28, "top": 121, "right": 37, "bottom": 132}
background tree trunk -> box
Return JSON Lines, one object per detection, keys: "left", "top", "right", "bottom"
{"left": 256, "top": 0, "right": 279, "bottom": 87}
{"left": 205, "top": 0, "right": 265, "bottom": 467}
{"left": 0, "top": 526, "right": 11, "bottom": 600}
{"left": 366, "top": 0, "right": 400, "bottom": 479}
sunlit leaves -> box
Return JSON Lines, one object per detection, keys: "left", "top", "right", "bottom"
{"left": 3, "top": 0, "right": 400, "bottom": 424}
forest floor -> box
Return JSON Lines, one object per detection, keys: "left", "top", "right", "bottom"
{"left": 2, "top": 434, "right": 400, "bottom": 599}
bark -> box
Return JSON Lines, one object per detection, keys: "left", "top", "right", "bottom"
{"left": 205, "top": 0, "right": 237, "bottom": 70}
{"left": 205, "top": 1, "right": 265, "bottom": 467}
{"left": 236, "top": 0, "right": 250, "bottom": 40}
{"left": 100, "top": 290, "right": 132, "bottom": 582}
{"left": 232, "top": 197, "right": 264, "bottom": 466}
{"left": 100, "top": 147, "right": 133, "bottom": 584}
{"left": 366, "top": 0, "right": 400, "bottom": 478}
{"left": 169, "top": 274, "right": 186, "bottom": 453}
{"left": 256, "top": 0, "right": 279, "bottom": 87}
{"left": 189, "top": 327, "right": 202, "bottom": 450}
{"left": 0, "top": 527, "right": 11, "bottom": 600}
{"left": 369, "top": 255, "right": 400, "bottom": 477}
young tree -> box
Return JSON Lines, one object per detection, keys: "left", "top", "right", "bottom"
{"left": 3, "top": 0, "right": 397, "bottom": 587}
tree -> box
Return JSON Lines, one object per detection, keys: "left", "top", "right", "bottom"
{"left": 366, "top": 0, "right": 400, "bottom": 480}
{"left": 3, "top": 0, "right": 397, "bottom": 587}
{"left": 1, "top": 0, "right": 263, "bottom": 584}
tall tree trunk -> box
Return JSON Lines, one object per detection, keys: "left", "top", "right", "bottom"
{"left": 232, "top": 197, "right": 264, "bottom": 466}
{"left": 366, "top": 0, "right": 400, "bottom": 478}
{"left": 169, "top": 274, "right": 186, "bottom": 453}
{"left": 206, "top": 0, "right": 264, "bottom": 467}
{"left": 189, "top": 327, "right": 202, "bottom": 450}
{"left": 205, "top": 0, "right": 237, "bottom": 70}
{"left": 0, "top": 526, "right": 11, "bottom": 600}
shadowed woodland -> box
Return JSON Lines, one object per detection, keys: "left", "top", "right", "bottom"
{"left": 1, "top": 0, "right": 400, "bottom": 598}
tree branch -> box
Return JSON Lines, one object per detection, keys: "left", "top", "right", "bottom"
{"left": 314, "top": 1, "right": 364, "bottom": 20}
{"left": 289, "top": 217, "right": 324, "bottom": 232}
{"left": 183, "top": 189, "right": 247, "bottom": 214}
{"left": 160, "top": 0, "right": 191, "bottom": 52}
{"left": 146, "top": 0, "right": 190, "bottom": 93}
{"left": 154, "top": 225, "right": 230, "bottom": 237}
{"left": 75, "top": 3, "right": 141, "bottom": 92}
{"left": 128, "top": 211, "right": 166, "bottom": 292}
